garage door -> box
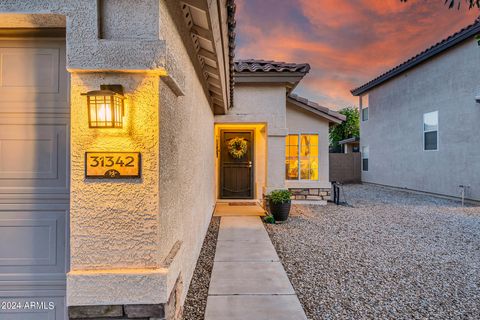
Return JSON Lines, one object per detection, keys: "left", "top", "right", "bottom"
{"left": 0, "top": 39, "right": 69, "bottom": 320}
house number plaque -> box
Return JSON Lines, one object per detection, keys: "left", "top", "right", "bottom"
{"left": 85, "top": 152, "right": 141, "bottom": 179}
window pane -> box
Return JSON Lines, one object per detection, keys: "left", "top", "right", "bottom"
{"left": 300, "top": 135, "right": 310, "bottom": 156}
{"left": 362, "top": 146, "right": 369, "bottom": 159}
{"left": 299, "top": 157, "right": 318, "bottom": 180}
{"left": 287, "top": 134, "right": 298, "bottom": 145}
{"left": 300, "top": 159, "right": 313, "bottom": 180}
{"left": 362, "top": 159, "right": 369, "bottom": 171}
{"left": 424, "top": 131, "right": 437, "bottom": 150}
{"left": 300, "top": 135, "right": 318, "bottom": 156}
{"left": 300, "top": 135, "right": 319, "bottom": 180}
{"left": 362, "top": 107, "right": 369, "bottom": 121}
{"left": 285, "top": 135, "right": 299, "bottom": 180}
{"left": 362, "top": 94, "right": 369, "bottom": 109}
{"left": 423, "top": 111, "right": 438, "bottom": 131}
{"left": 286, "top": 158, "right": 298, "bottom": 180}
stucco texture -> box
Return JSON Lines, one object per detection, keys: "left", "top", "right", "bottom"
{"left": 157, "top": 0, "right": 216, "bottom": 307}
{"left": 0, "top": 1, "right": 167, "bottom": 73}
{"left": 360, "top": 39, "right": 480, "bottom": 201}
{"left": 70, "top": 73, "right": 161, "bottom": 270}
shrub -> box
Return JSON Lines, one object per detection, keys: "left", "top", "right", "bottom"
{"left": 268, "top": 189, "right": 292, "bottom": 204}
{"left": 263, "top": 215, "right": 275, "bottom": 224}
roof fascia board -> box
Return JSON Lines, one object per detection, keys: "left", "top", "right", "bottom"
{"left": 234, "top": 73, "right": 305, "bottom": 84}
{"left": 287, "top": 98, "right": 343, "bottom": 124}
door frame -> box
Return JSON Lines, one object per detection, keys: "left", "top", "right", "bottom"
{"left": 219, "top": 129, "right": 255, "bottom": 199}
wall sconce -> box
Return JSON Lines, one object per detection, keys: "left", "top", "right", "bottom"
{"left": 82, "top": 85, "right": 125, "bottom": 128}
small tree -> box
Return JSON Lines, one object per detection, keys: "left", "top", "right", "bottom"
{"left": 329, "top": 107, "right": 359, "bottom": 152}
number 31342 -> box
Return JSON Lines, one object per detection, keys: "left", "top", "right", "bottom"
{"left": 89, "top": 156, "right": 135, "bottom": 167}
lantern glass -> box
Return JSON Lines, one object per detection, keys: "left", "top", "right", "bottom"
{"left": 84, "top": 89, "right": 124, "bottom": 128}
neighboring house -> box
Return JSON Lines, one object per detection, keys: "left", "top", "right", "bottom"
{"left": 0, "top": 2, "right": 343, "bottom": 320}
{"left": 351, "top": 18, "right": 480, "bottom": 202}
{"left": 216, "top": 60, "right": 345, "bottom": 201}
{"left": 338, "top": 137, "right": 360, "bottom": 153}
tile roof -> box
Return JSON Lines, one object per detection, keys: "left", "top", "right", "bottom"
{"left": 234, "top": 59, "right": 311, "bottom": 74}
{"left": 351, "top": 17, "right": 480, "bottom": 96}
{"left": 288, "top": 93, "right": 346, "bottom": 123}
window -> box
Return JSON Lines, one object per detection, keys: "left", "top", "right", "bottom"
{"left": 423, "top": 111, "right": 438, "bottom": 151}
{"left": 285, "top": 134, "right": 319, "bottom": 180}
{"left": 362, "top": 146, "right": 369, "bottom": 171}
{"left": 361, "top": 94, "right": 369, "bottom": 121}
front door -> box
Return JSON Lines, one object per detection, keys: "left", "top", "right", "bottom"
{"left": 220, "top": 130, "right": 254, "bottom": 199}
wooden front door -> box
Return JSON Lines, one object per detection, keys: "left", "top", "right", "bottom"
{"left": 220, "top": 130, "right": 254, "bottom": 199}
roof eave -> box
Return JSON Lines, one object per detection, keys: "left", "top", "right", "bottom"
{"left": 167, "top": 0, "right": 235, "bottom": 115}
{"left": 287, "top": 97, "right": 345, "bottom": 124}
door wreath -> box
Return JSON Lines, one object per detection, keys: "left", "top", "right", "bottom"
{"left": 228, "top": 137, "right": 248, "bottom": 159}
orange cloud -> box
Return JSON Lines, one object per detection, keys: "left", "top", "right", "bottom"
{"left": 235, "top": 0, "right": 478, "bottom": 109}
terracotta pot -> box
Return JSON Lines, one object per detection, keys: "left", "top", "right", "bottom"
{"left": 268, "top": 200, "right": 291, "bottom": 222}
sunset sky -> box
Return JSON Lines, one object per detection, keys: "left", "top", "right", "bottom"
{"left": 235, "top": 0, "right": 478, "bottom": 110}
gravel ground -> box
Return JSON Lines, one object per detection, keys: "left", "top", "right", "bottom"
{"left": 265, "top": 184, "right": 480, "bottom": 320}
{"left": 183, "top": 217, "right": 220, "bottom": 320}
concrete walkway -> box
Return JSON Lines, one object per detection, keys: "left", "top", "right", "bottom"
{"left": 204, "top": 216, "right": 307, "bottom": 320}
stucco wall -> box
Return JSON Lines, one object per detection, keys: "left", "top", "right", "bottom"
{"left": 70, "top": 74, "right": 161, "bottom": 271}
{"left": 216, "top": 84, "right": 288, "bottom": 194}
{"left": 0, "top": 1, "right": 167, "bottom": 73}
{"left": 0, "top": 0, "right": 218, "bottom": 310}
{"left": 286, "top": 103, "right": 331, "bottom": 189}
{"left": 157, "top": 0, "right": 216, "bottom": 306}
{"left": 360, "top": 39, "right": 480, "bottom": 201}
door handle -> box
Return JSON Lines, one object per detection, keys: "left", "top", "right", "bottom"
{"left": 247, "top": 161, "right": 252, "bottom": 168}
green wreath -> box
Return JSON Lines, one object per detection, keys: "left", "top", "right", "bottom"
{"left": 228, "top": 137, "right": 248, "bottom": 159}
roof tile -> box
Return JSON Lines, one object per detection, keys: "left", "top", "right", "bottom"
{"left": 234, "top": 59, "right": 311, "bottom": 73}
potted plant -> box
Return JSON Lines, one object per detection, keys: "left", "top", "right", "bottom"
{"left": 267, "top": 189, "right": 292, "bottom": 222}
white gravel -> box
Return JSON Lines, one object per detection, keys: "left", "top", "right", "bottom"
{"left": 183, "top": 217, "right": 220, "bottom": 320}
{"left": 265, "top": 184, "right": 480, "bottom": 320}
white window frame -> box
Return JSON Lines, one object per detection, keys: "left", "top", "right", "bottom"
{"left": 285, "top": 133, "right": 319, "bottom": 181}
{"left": 423, "top": 111, "right": 438, "bottom": 151}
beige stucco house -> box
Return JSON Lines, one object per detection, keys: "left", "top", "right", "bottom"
{"left": 216, "top": 60, "right": 345, "bottom": 201}
{"left": 0, "top": 1, "right": 343, "bottom": 320}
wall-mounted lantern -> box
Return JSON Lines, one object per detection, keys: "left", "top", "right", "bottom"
{"left": 82, "top": 85, "right": 125, "bottom": 128}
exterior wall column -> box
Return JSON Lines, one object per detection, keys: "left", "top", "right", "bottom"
{"left": 67, "top": 73, "right": 166, "bottom": 307}
{"left": 264, "top": 128, "right": 288, "bottom": 194}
